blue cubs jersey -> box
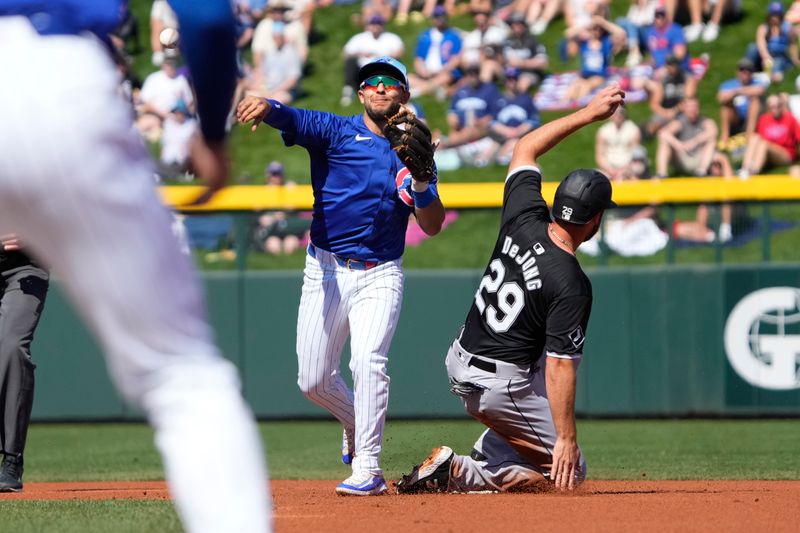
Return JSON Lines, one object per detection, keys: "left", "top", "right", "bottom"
{"left": 494, "top": 93, "right": 540, "bottom": 129}
{"left": 264, "top": 102, "right": 439, "bottom": 262}
{"left": 449, "top": 82, "right": 500, "bottom": 128}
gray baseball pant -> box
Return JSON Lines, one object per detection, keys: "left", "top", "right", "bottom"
{"left": 444, "top": 338, "right": 587, "bottom": 492}
{"left": 0, "top": 265, "right": 48, "bottom": 457}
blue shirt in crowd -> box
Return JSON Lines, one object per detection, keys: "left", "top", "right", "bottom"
{"left": 493, "top": 93, "right": 540, "bottom": 130}
{"left": 449, "top": 82, "right": 501, "bottom": 127}
{"left": 646, "top": 22, "right": 687, "bottom": 69}
{"left": 718, "top": 77, "right": 768, "bottom": 120}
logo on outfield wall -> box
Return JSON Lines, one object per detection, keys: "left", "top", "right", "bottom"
{"left": 724, "top": 287, "right": 800, "bottom": 390}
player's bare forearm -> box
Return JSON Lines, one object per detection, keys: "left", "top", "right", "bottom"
{"left": 509, "top": 85, "right": 624, "bottom": 170}
{"left": 546, "top": 356, "right": 580, "bottom": 491}
{"left": 414, "top": 197, "right": 445, "bottom": 235}
{"left": 545, "top": 357, "right": 578, "bottom": 441}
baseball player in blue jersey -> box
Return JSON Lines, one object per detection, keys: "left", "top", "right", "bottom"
{"left": 0, "top": 1, "right": 270, "bottom": 531}
{"left": 237, "top": 56, "right": 445, "bottom": 496}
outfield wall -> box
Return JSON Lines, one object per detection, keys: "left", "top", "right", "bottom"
{"left": 30, "top": 264, "right": 800, "bottom": 420}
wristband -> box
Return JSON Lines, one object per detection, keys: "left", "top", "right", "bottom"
{"left": 411, "top": 186, "right": 437, "bottom": 209}
{"left": 411, "top": 178, "right": 429, "bottom": 192}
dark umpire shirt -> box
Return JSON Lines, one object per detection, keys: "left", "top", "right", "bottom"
{"left": 0, "top": 249, "right": 37, "bottom": 273}
{"left": 459, "top": 166, "right": 593, "bottom": 366}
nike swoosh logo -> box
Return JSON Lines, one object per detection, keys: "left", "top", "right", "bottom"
{"left": 355, "top": 134, "right": 371, "bottom": 141}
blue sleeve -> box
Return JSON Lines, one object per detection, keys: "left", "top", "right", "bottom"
{"left": 719, "top": 79, "right": 737, "bottom": 92}
{"left": 169, "top": 0, "right": 237, "bottom": 142}
{"left": 415, "top": 31, "right": 430, "bottom": 60}
{"left": 669, "top": 24, "right": 686, "bottom": 45}
{"left": 449, "top": 30, "right": 462, "bottom": 54}
{"left": 263, "top": 102, "right": 337, "bottom": 150}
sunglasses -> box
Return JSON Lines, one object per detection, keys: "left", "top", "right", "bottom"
{"left": 360, "top": 75, "right": 406, "bottom": 91}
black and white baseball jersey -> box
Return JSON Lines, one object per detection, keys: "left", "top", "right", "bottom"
{"left": 459, "top": 166, "right": 593, "bottom": 366}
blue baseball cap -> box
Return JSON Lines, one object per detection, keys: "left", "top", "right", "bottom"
{"left": 768, "top": 1, "right": 784, "bottom": 15}
{"left": 358, "top": 56, "right": 408, "bottom": 87}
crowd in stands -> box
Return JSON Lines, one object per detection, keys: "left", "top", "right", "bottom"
{"left": 106, "top": 0, "right": 800, "bottom": 254}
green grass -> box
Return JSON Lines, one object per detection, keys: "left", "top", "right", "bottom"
{"left": 8, "top": 420, "right": 797, "bottom": 531}
{"left": 0, "top": 501, "right": 182, "bottom": 533}
{"left": 23, "top": 420, "right": 800, "bottom": 482}
{"left": 125, "top": 0, "right": 800, "bottom": 270}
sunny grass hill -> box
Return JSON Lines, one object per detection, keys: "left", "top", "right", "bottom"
{"left": 127, "top": 0, "right": 800, "bottom": 269}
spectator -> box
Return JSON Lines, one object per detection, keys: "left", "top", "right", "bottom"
{"left": 487, "top": 67, "right": 541, "bottom": 166}
{"left": 564, "top": 0, "right": 610, "bottom": 32}
{"left": 664, "top": 0, "right": 740, "bottom": 43}
{"left": 407, "top": 6, "right": 463, "bottom": 99}
{"left": 498, "top": 12, "right": 549, "bottom": 92}
{"left": 563, "top": 17, "right": 625, "bottom": 103}
{"left": 617, "top": 0, "right": 658, "bottom": 67}
{"left": 460, "top": 8, "right": 508, "bottom": 82}
{"left": 672, "top": 158, "right": 735, "bottom": 242}
{"left": 362, "top": 0, "right": 395, "bottom": 24}
{"left": 595, "top": 106, "right": 642, "bottom": 182}
{"left": 340, "top": 15, "right": 405, "bottom": 106}
{"left": 252, "top": 162, "right": 310, "bottom": 255}
{"left": 739, "top": 94, "right": 800, "bottom": 179}
{"left": 158, "top": 100, "right": 198, "bottom": 181}
{"left": 248, "top": 21, "right": 302, "bottom": 103}
{"left": 135, "top": 57, "right": 194, "bottom": 142}
{"left": 643, "top": 54, "right": 697, "bottom": 138}
{"left": 149, "top": 0, "right": 179, "bottom": 67}
{"left": 438, "top": 66, "right": 500, "bottom": 166}
{"left": 656, "top": 97, "right": 718, "bottom": 178}
{"left": 745, "top": 1, "right": 799, "bottom": 84}
{"left": 645, "top": 5, "right": 688, "bottom": 78}
{"left": 251, "top": 1, "right": 308, "bottom": 65}
{"left": 716, "top": 58, "right": 768, "bottom": 148}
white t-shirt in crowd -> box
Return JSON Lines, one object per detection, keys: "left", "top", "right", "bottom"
{"left": 151, "top": 0, "right": 178, "bottom": 29}
{"left": 461, "top": 25, "right": 508, "bottom": 66}
{"left": 343, "top": 31, "right": 405, "bottom": 67}
{"left": 252, "top": 18, "right": 308, "bottom": 61}
{"left": 424, "top": 29, "right": 445, "bottom": 73}
{"left": 161, "top": 116, "right": 198, "bottom": 165}
{"left": 598, "top": 120, "right": 641, "bottom": 168}
{"left": 140, "top": 71, "right": 194, "bottom": 116}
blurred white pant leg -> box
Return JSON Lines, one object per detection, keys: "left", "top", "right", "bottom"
{"left": 0, "top": 19, "right": 270, "bottom": 533}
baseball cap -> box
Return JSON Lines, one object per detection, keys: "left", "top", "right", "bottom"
{"left": 267, "top": 161, "right": 284, "bottom": 175}
{"left": 433, "top": 5, "right": 448, "bottom": 18}
{"left": 552, "top": 169, "right": 617, "bottom": 224}
{"left": 367, "top": 14, "right": 385, "bottom": 25}
{"left": 768, "top": 1, "right": 784, "bottom": 16}
{"left": 358, "top": 56, "right": 408, "bottom": 87}
{"left": 655, "top": 5, "right": 667, "bottom": 16}
{"left": 504, "top": 66, "right": 520, "bottom": 79}
{"left": 508, "top": 11, "right": 527, "bottom": 25}
{"left": 737, "top": 57, "right": 756, "bottom": 72}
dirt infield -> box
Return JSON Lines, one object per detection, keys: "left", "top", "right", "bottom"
{"left": 4, "top": 480, "right": 799, "bottom": 532}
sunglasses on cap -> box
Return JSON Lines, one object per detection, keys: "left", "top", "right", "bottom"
{"left": 360, "top": 75, "right": 406, "bottom": 91}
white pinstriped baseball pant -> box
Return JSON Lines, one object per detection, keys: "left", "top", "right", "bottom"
{"left": 0, "top": 18, "right": 270, "bottom": 533}
{"left": 297, "top": 245, "right": 404, "bottom": 476}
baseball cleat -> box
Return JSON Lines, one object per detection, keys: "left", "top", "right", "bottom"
{"left": 335, "top": 472, "right": 388, "bottom": 496}
{"left": 395, "top": 446, "right": 454, "bottom": 494}
{"left": 342, "top": 427, "right": 355, "bottom": 465}
{"left": 0, "top": 455, "right": 23, "bottom": 492}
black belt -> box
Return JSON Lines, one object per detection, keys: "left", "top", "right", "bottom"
{"left": 467, "top": 357, "right": 497, "bottom": 373}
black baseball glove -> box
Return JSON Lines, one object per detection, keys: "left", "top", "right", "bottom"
{"left": 383, "top": 107, "right": 436, "bottom": 182}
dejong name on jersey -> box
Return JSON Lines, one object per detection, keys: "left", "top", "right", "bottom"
{"left": 500, "top": 235, "right": 544, "bottom": 291}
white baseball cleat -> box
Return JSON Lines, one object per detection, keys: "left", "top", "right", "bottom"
{"left": 335, "top": 472, "right": 388, "bottom": 496}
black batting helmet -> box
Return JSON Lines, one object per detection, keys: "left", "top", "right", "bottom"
{"left": 552, "top": 169, "right": 617, "bottom": 224}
